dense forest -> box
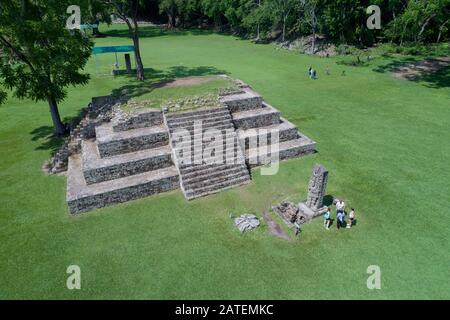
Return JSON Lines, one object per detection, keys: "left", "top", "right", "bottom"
{"left": 132, "top": 0, "right": 450, "bottom": 46}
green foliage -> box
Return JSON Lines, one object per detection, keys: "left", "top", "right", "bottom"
{"left": 0, "top": 0, "right": 93, "bottom": 104}
{"left": 385, "top": 0, "right": 450, "bottom": 44}
{"left": 378, "top": 42, "right": 450, "bottom": 57}
{"left": 152, "top": 0, "right": 450, "bottom": 45}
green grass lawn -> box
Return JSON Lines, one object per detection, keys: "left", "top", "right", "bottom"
{"left": 1, "top": 24, "right": 449, "bottom": 299}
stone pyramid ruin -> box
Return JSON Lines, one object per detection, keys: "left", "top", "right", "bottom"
{"left": 66, "top": 79, "right": 316, "bottom": 214}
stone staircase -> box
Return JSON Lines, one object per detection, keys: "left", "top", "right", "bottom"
{"left": 165, "top": 107, "right": 251, "bottom": 200}
{"left": 66, "top": 109, "right": 180, "bottom": 214}
{"left": 220, "top": 86, "right": 316, "bottom": 167}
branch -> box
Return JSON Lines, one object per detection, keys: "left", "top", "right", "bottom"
{"left": 418, "top": 13, "right": 437, "bottom": 40}
{"left": 0, "top": 35, "right": 36, "bottom": 73}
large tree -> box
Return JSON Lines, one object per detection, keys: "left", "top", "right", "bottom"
{"left": 300, "top": 0, "right": 320, "bottom": 53}
{"left": 102, "top": 0, "right": 146, "bottom": 81}
{"left": 270, "top": 0, "right": 295, "bottom": 41}
{"left": 0, "top": 0, "right": 93, "bottom": 135}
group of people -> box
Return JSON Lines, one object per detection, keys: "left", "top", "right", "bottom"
{"left": 308, "top": 67, "right": 317, "bottom": 79}
{"left": 322, "top": 199, "right": 356, "bottom": 230}
{"left": 308, "top": 66, "right": 347, "bottom": 79}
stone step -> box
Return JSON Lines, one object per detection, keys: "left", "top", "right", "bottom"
{"left": 232, "top": 102, "right": 280, "bottom": 130}
{"left": 183, "top": 147, "right": 244, "bottom": 168}
{"left": 179, "top": 153, "right": 246, "bottom": 170}
{"left": 246, "top": 135, "right": 316, "bottom": 167}
{"left": 112, "top": 108, "right": 163, "bottom": 132}
{"left": 171, "top": 127, "right": 236, "bottom": 147}
{"left": 173, "top": 135, "right": 238, "bottom": 151}
{"left": 165, "top": 107, "right": 228, "bottom": 121}
{"left": 184, "top": 175, "right": 251, "bottom": 200}
{"left": 168, "top": 118, "right": 234, "bottom": 133}
{"left": 178, "top": 153, "right": 246, "bottom": 169}
{"left": 167, "top": 114, "right": 232, "bottom": 129}
{"left": 96, "top": 123, "right": 169, "bottom": 157}
{"left": 81, "top": 140, "right": 173, "bottom": 185}
{"left": 166, "top": 110, "right": 231, "bottom": 125}
{"left": 67, "top": 155, "right": 180, "bottom": 214}
{"left": 177, "top": 137, "right": 245, "bottom": 166}
{"left": 237, "top": 117, "right": 299, "bottom": 148}
{"left": 184, "top": 169, "right": 249, "bottom": 192}
{"left": 181, "top": 163, "right": 248, "bottom": 180}
{"left": 182, "top": 165, "right": 248, "bottom": 186}
{"left": 220, "top": 87, "right": 263, "bottom": 113}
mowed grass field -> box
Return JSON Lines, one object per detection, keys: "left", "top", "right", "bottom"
{"left": 0, "top": 24, "right": 449, "bottom": 299}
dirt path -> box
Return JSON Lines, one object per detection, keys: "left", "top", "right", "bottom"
{"left": 263, "top": 211, "right": 292, "bottom": 242}
{"left": 392, "top": 57, "right": 450, "bottom": 80}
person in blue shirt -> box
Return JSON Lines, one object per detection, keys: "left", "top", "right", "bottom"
{"left": 336, "top": 211, "right": 346, "bottom": 229}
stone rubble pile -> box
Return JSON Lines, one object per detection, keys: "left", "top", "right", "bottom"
{"left": 234, "top": 214, "right": 261, "bottom": 232}
{"left": 272, "top": 201, "right": 308, "bottom": 227}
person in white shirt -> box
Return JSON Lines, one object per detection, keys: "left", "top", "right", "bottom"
{"left": 335, "top": 199, "right": 345, "bottom": 214}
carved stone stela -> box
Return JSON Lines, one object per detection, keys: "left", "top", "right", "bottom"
{"left": 306, "top": 164, "right": 329, "bottom": 211}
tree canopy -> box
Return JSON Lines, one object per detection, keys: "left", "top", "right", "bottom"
{"left": 0, "top": 0, "right": 93, "bottom": 135}
{"left": 149, "top": 0, "right": 450, "bottom": 45}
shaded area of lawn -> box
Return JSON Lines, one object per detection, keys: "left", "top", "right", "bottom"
{"left": 372, "top": 56, "right": 450, "bottom": 89}
{"left": 103, "top": 25, "right": 215, "bottom": 39}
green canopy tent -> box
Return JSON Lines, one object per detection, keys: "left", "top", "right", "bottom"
{"left": 92, "top": 45, "right": 135, "bottom": 76}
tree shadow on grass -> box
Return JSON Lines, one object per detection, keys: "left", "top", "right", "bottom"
{"left": 30, "top": 126, "right": 64, "bottom": 155}
{"left": 103, "top": 26, "right": 214, "bottom": 39}
{"left": 323, "top": 195, "right": 334, "bottom": 207}
{"left": 415, "top": 65, "right": 450, "bottom": 89}
{"left": 372, "top": 56, "right": 420, "bottom": 73}
{"left": 372, "top": 56, "right": 450, "bottom": 89}
{"left": 111, "top": 65, "right": 229, "bottom": 102}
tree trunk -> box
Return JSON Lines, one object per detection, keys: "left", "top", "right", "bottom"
{"left": 437, "top": 19, "right": 449, "bottom": 43}
{"left": 167, "top": 7, "right": 176, "bottom": 28}
{"left": 282, "top": 17, "right": 286, "bottom": 42}
{"left": 132, "top": 32, "right": 145, "bottom": 81}
{"left": 311, "top": 24, "right": 316, "bottom": 54}
{"left": 256, "top": 0, "right": 261, "bottom": 40}
{"left": 47, "top": 96, "right": 67, "bottom": 136}
{"left": 417, "top": 14, "right": 437, "bottom": 42}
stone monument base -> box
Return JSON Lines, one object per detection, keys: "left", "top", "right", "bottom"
{"left": 298, "top": 202, "right": 327, "bottom": 221}
{"left": 272, "top": 201, "right": 326, "bottom": 231}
